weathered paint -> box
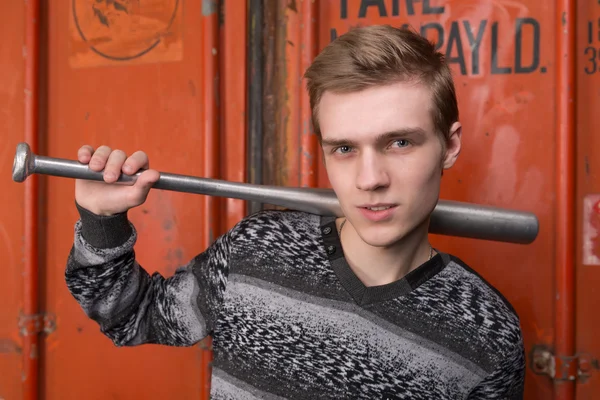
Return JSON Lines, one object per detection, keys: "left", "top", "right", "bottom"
{"left": 68, "top": 0, "right": 183, "bottom": 68}
{"left": 299, "top": 0, "right": 319, "bottom": 188}
{"left": 41, "top": 1, "right": 216, "bottom": 399}
{"left": 281, "top": 0, "right": 301, "bottom": 188}
{"left": 576, "top": 0, "right": 600, "bottom": 397}
{"left": 1, "top": 0, "right": 599, "bottom": 398}
{"left": 582, "top": 195, "right": 600, "bottom": 266}
{"left": 247, "top": 0, "right": 264, "bottom": 214}
{"left": 1, "top": 2, "right": 26, "bottom": 399}
{"left": 23, "top": 0, "right": 41, "bottom": 399}
{"left": 554, "top": 0, "right": 576, "bottom": 397}
{"left": 220, "top": 0, "right": 248, "bottom": 231}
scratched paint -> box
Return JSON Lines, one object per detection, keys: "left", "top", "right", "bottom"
{"left": 1, "top": 1, "right": 598, "bottom": 399}
{"left": 576, "top": 1, "right": 600, "bottom": 397}
{"left": 202, "top": 0, "right": 217, "bottom": 16}
{"left": 69, "top": 0, "right": 183, "bottom": 68}
{"left": 0, "top": 339, "right": 21, "bottom": 354}
{"left": 583, "top": 195, "right": 600, "bottom": 265}
{"left": 40, "top": 1, "right": 214, "bottom": 399}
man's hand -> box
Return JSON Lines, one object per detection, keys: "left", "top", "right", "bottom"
{"left": 75, "top": 145, "right": 160, "bottom": 216}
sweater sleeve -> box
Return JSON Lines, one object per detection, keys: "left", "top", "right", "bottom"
{"left": 65, "top": 203, "right": 233, "bottom": 347}
{"left": 466, "top": 338, "right": 526, "bottom": 400}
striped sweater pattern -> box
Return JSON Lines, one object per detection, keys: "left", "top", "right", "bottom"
{"left": 65, "top": 207, "right": 525, "bottom": 399}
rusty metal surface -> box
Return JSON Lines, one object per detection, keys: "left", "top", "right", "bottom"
{"left": 0, "top": 0, "right": 597, "bottom": 398}
{"left": 221, "top": 0, "right": 248, "bottom": 231}
{"left": 555, "top": 0, "right": 577, "bottom": 397}
{"left": 40, "top": 1, "right": 214, "bottom": 398}
{"left": 248, "top": 0, "right": 264, "bottom": 214}
{"left": 576, "top": 1, "right": 600, "bottom": 398}
{"left": 0, "top": 2, "right": 25, "bottom": 399}
{"left": 262, "top": 0, "right": 320, "bottom": 191}
{"left": 262, "top": 0, "right": 280, "bottom": 191}
{"left": 299, "top": 0, "right": 319, "bottom": 188}
{"left": 23, "top": 0, "right": 42, "bottom": 398}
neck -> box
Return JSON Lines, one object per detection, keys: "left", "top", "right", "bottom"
{"left": 337, "top": 218, "right": 433, "bottom": 287}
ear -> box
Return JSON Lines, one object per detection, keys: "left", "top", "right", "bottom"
{"left": 442, "top": 122, "right": 462, "bottom": 169}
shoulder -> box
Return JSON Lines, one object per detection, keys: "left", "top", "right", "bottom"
{"left": 437, "top": 253, "right": 524, "bottom": 353}
{"left": 226, "top": 209, "right": 324, "bottom": 246}
{"left": 235, "top": 209, "right": 322, "bottom": 232}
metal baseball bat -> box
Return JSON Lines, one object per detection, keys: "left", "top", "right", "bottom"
{"left": 12, "top": 142, "right": 539, "bottom": 244}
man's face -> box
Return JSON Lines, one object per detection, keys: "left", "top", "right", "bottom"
{"left": 319, "top": 81, "right": 461, "bottom": 248}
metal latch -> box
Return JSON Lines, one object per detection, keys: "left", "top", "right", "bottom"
{"left": 18, "top": 312, "right": 56, "bottom": 336}
{"left": 531, "top": 345, "right": 599, "bottom": 383}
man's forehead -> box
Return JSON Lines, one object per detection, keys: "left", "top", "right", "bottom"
{"left": 318, "top": 83, "right": 436, "bottom": 133}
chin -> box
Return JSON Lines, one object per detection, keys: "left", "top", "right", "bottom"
{"left": 354, "top": 224, "right": 407, "bottom": 248}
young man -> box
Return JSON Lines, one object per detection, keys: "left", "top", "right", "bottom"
{"left": 66, "top": 25, "right": 525, "bottom": 398}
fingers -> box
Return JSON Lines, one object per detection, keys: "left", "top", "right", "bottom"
{"left": 77, "top": 144, "right": 152, "bottom": 184}
{"left": 104, "top": 149, "right": 127, "bottom": 183}
{"left": 88, "top": 145, "right": 112, "bottom": 172}
{"left": 77, "top": 145, "right": 95, "bottom": 164}
{"left": 123, "top": 150, "right": 150, "bottom": 175}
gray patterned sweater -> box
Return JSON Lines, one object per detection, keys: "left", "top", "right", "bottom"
{"left": 65, "top": 205, "right": 525, "bottom": 399}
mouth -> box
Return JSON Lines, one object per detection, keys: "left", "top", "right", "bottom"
{"left": 357, "top": 204, "right": 398, "bottom": 221}
{"left": 358, "top": 204, "right": 397, "bottom": 211}
{"left": 363, "top": 205, "right": 395, "bottom": 211}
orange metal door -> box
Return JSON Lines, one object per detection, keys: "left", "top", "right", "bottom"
{"left": 2, "top": 1, "right": 599, "bottom": 399}
{"left": 43, "top": 1, "right": 212, "bottom": 398}
{"left": 0, "top": 2, "right": 26, "bottom": 400}
{"left": 38, "top": 1, "right": 245, "bottom": 399}
{"left": 576, "top": 0, "right": 600, "bottom": 398}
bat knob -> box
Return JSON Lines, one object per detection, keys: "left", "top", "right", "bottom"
{"left": 12, "top": 142, "right": 34, "bottom": 183}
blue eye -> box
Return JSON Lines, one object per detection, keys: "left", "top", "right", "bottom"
{"left": 335, "top": 145, "right": 352, "bottom": 154}
{"left": 392, "top": 139, "right": 410, "bottom": 148}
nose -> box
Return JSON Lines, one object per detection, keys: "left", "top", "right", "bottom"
{"left": 355, "top": 152, "right": 390, "bottom": 191}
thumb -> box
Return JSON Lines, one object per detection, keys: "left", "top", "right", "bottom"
{"left": 129, "top": 169, "right": 160, "bottom": 205}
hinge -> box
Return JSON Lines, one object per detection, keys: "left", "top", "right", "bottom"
{"left": 531, "top": 344, "right": 599, "bottom": 383}
{"left": 18, "top": 312, "right": 56, "bottom": 337}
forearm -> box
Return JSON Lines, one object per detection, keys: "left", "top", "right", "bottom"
{"left": 65, "top": 204, "right": 209, "bottom": 347}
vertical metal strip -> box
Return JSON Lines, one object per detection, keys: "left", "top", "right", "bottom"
{"left": 200, "top": 2, "right": 221, "bottom": 398}
{"left": 555, "top": 0, "right": 576, "bottom": 397}
{"left": 222, "top": 0, "right": 247, "bottom": 229}
{"left": 299, "top": 0, "right": 318, "bottom": 188}
{"left": 248, "top": 0, "right": 264, "bottom": 214}
{"left": 282, "top": 0, "right": 301, "bottom": 187}
{"left": 261, "top": 1, "right": 278, "bottom": 192}
{"left": 23, "top": 0, "right": 41, "bottom": 398}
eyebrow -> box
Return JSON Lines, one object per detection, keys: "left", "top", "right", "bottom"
{"left": 321, "top": 127, "right": 427, "bottom": 147}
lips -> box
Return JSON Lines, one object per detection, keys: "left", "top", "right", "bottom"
{"left": 357, "top": 204, "right": 398, "bottom": 222}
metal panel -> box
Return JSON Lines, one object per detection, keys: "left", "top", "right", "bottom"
{"left": 221, "top": 0, "right": 248, "bottom": 230}
{"left": 261, "top": 0, "right": 319, "bottom": 190}
{"left": 576, "top": 0, "right": 600, "bottom": 397}
{"left": 41, "top": 1, "right": 218, "bottom": 398}
{"left": 1, "top": 0, "right": 597, "bottom": 398}
{"left": 312, "top": 1, "right": 556, "bottom": 399}
{"left": 0, "top": 2, "right": 26, "bottom": 400}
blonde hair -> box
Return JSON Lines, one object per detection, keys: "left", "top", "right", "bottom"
{"left": 304, "top": 25, "right": 459, "bottom": 148}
